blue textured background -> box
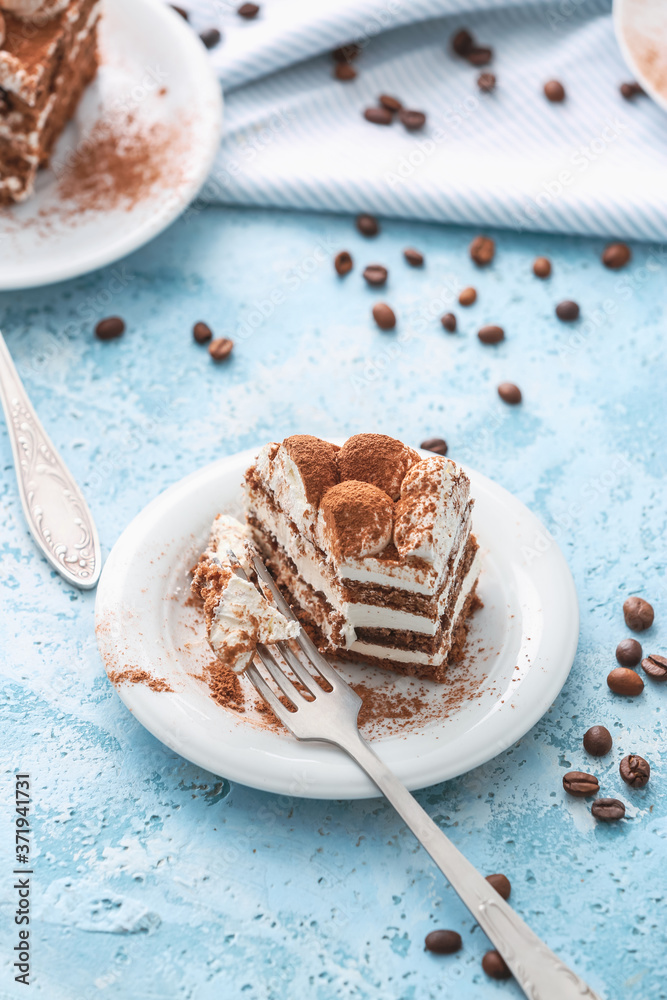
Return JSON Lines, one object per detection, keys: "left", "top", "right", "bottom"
{"left": 1, "top": 207, "right": 665, "bottom": 999}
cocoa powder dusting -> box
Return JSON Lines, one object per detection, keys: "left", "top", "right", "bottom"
{"left": 108, "top": 667, "right": 173, "bottom": 693}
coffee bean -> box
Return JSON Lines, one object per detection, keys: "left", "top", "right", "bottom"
{"left": 451, "top": 28, "right": 474, "bottom": 57}
{"left": 403, "top": 247, "right": 424, "bottom": 267}
{"left": 334, "top": 251, "right": 353, "bottom": 276}
{"left": 544, "top": 79, "right": 565, "bottom": 102}
{"left": 237, "top": 2, "right": 259, "bottom": 17}
{"left": 498, "top": 382, "right": 522, "bottom": 404}
{"left": 356, "top": 213, "right": 379, "bottom": 237}
{"left": 641, "top": 653, "right": 667, "bottom": 681}
{"left": 199, "top": 27, "right": 221, "bottom": 48}
{"left": 591, "top": 797, "right": 625, "bottom": 822}
{"left": 399, "top": 109, "right": 426, "bottom": 131}
{"left": 478, "top": 325, "right": 504, "bottom": 344}
{"left": 533, "top": 256, "right": 551, "bottom": 278}
{"left": 620, "top": 81, "right": 644, "bottom": 100}
{"left": 372, "top": 303, "right": 396, "bottom": 330}
{"left": 421, "top": 437, "right": 447, "bottom": 456}
{"left": 555, "top": 300, "right": 579, "bottom": 321}
{"left": 620, "top": 754, "right": 650, "bottom": 788}
{"left": 485, "top": 873, "right": 511, "bottom": 900}
{"left": 607, "top": 667, "right": 644, "bottom": 697}
{"left": 477, "top": 73, "right": 496, "bottom": 93}
{"left": 468, "top": 47, "right": 493, "bottom": 66}
{"left": 363, "top": 264, "right": 388, "bottom": 287}
{"left": 482, "top": 951, "right": 511, "bottom": 980}
{"left": 170, "top": 4, "right": 189, "bottom": 19}
{"left": 602, "top": 242, "right": 631, "bottom": 269}
{"left": 364, "top": 106, "right": 393, "bottom": 125}
{"left": 332, "top": 43, "right": 360, "bottom": 63}
{"left": 440, "top": 313, "right": 456, "bottom": 333}
{"left": 209, "top": 337, "right": 234, "bottom": 361}
{"left": 562, "top": 771, "right": 600, "bottom": 797}
{"left": 615, "top": 638, "right": 642, "bottom": 667}
{"left": 334, "top": 62, "right": 357, "bottom": 81}
{"left": 424, "top": 929, "right": 462, "bottom": 954}
{"left": 470, "top": 235, "right": 495, "bottom": 266}
{"left": 623, "top": 596, "right": 654, "bottom": 632}
{"left": 193, "top": 321, "right": 213, "bottom": 344}
{"left": 95, "top": 316, "right": 125, "bottom": 340}
{"left": 458, "top": 286, "right": 477, "bottom": 306}
{"left": 379, "top": 94, "right": 402, "bottom": 112}
{"left": 583, "top": 725, "right": 612, "bottom": 756}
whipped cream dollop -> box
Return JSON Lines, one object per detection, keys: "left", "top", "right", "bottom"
{"left": 192, "top": 514, "right": 300, "bottom": 673}
{"left": 394, "top": 456, "right": 465, "bottom": 561}
{"left": 1, "top": 0, "right": 70, "bottom": 21}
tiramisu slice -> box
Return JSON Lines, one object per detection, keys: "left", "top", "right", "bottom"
{"left": 0, "top": 0, "right": 100, "bottom": 205}
{"left": 244, "top": 434, "right": 482, "bottom": 682}
{"left": 191, "top": 514, "right": 300, "bottom": 672}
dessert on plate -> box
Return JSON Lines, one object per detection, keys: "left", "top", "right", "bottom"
{"left": 0, "top": 0, "right": 100, "bottom": 205}
{"left": 193, "top": 433, "right": 482, "bottom": 682}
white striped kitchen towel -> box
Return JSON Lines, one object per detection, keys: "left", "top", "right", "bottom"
{"left": 184, "top": 0, "right": 667, "bottom": 241}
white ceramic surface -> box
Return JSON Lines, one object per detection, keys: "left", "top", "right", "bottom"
{"left": 95, "top": 447, "right": 580, "bottom": 800}
{"left": 614, "top": 0, "right": 667, "bottom": 112}
{"left": 0, "top": 0, "right": 223, "bottom": 290}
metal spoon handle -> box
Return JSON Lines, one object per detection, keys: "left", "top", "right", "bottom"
{"left": 0, "top": 332, "right": 101, "bottom": 589}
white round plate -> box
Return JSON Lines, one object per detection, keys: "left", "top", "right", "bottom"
{"left": 0, "top": 0, "right": 222, "bottom": 290}
{"left": 95, "top": 447, "right": 579, "bottom": 800}
{"left": 614, "top": 0, "right": 667, "bottom": 113}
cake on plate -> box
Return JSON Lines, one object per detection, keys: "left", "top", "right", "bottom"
{"left": 193, "top": 433, "right": 482, "bottom": 682}
{"left": 0, "top": 0, "right": 100, "bottom": 205}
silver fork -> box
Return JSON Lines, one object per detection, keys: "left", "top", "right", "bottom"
{"left": 233, "top": 551, "right": 603, "bottom": 1000}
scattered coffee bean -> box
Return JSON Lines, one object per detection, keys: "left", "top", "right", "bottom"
{"left": 468, "top": 46, "right": 493, "bottom": 66}
{"left": 451, "top": 28, "right": 473, "bottom": 57}
{"left": 458, "top": 286, "right": 477, "bottom": 306}
{"left": 193, "top": 321, "right": 213, "bottom": 344}
{"left": 616, "top": 638, "right": 642, "bottom": 667}
{"left": 237, "top": 2, "right": 259, "bottom": 17}
{"left": 440, "top": 313, "right": 457, "bottom": 333}
{"left": 555, "top": 300, "right": 579, "bottom": 321}
{"left": 421, "top": 437, "right": 448, "bottom": 455}
{"left": 498, "top": 382, "right": 522, "bottom": 405}
{"left": 363, "top": 264, "right": 388, "bottom": 287}
{"left": 562, "top": 771, "right": 600, "bottom": 797}
{"left": 533, "top": 256, "right": 551, "bottom": 278}
{"left": 591, "top": 797, "right": 625, "bottom": 822}
{"left": 334, "top": 62, "right": 357, "bottom": 81}
{"left": 403, "top": 247, "right": 424, "bottom": 267}
{"left": 482, "top": 950, "right": 511, "bottom": 980}
{"left": 199, "top": 27, "right": 221, "bottom": 48}
{"left": 477, "top": 72, "right": 496, "bottom": 93}
{"left": 399, "top": 109, "right": 426, "bottom": 131}
{"left": 356, "top": 213, "right": 379, "bottom": 237}
{"left": 607, "top": 667, "right": 644, "bottom": 697}
{"left": 620, "top": 81, "right": 644, "bottom": 100}
{"left": 209, "top": 337, "right": 234, "bottom": 361}
{"left": 379, "top": 94, "right": 402, "bottom": 112}
{"left": 334, "top": 251, "right": 353, "bottom": 276}
{"left": 544, "top": 79, "right": 565, "bottom": 102}
{"left": 641, "top": 653, "right": 667, "bottom": 681}
{"left": 372, "top": 303, "right": 396, "bottom": 330}
{"left": 332, "top": 43, "right": 360, "bottom": 63}
{"left": 95, "top": 316, "right": 125, "bottom": 340}
{"left": 470, "top": 235, "right": 495, "bottom": 266}
{"left": 364, "top": 106, "right": 393, "bottom": 125}
{"left": 583, "top": 725, "right": 612, "bottom": 756}
{"left": 620, "top": 754, "right": 650, "bottom": 788}
{"left": 478, "top": 325, "right": 504, "bottom": 344}
{"left": 485, "top": 873, "right": 511, "bottom": 900}
{"left": 424, "top": 929, "right": 462, "bottom": 954}
{"left": 170, "top": 4, "right": 189, "bottom": 19}
{"left": 602, "top": 242, "right": 631, "bottom": 269}
{"left": 623, "top": 596, "right": 654, "bottom": 632}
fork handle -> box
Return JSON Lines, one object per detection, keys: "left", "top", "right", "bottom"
{"left": 339, "top": 730, "right": 603, "bottom": 1000}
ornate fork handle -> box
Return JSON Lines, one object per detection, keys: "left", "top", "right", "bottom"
{"left": 0, "top": 332, "right": 101, "bottom": 589}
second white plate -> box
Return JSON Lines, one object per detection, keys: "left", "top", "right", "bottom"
{"left": 95, "top": 447, "right": 579, "bottom": 799}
